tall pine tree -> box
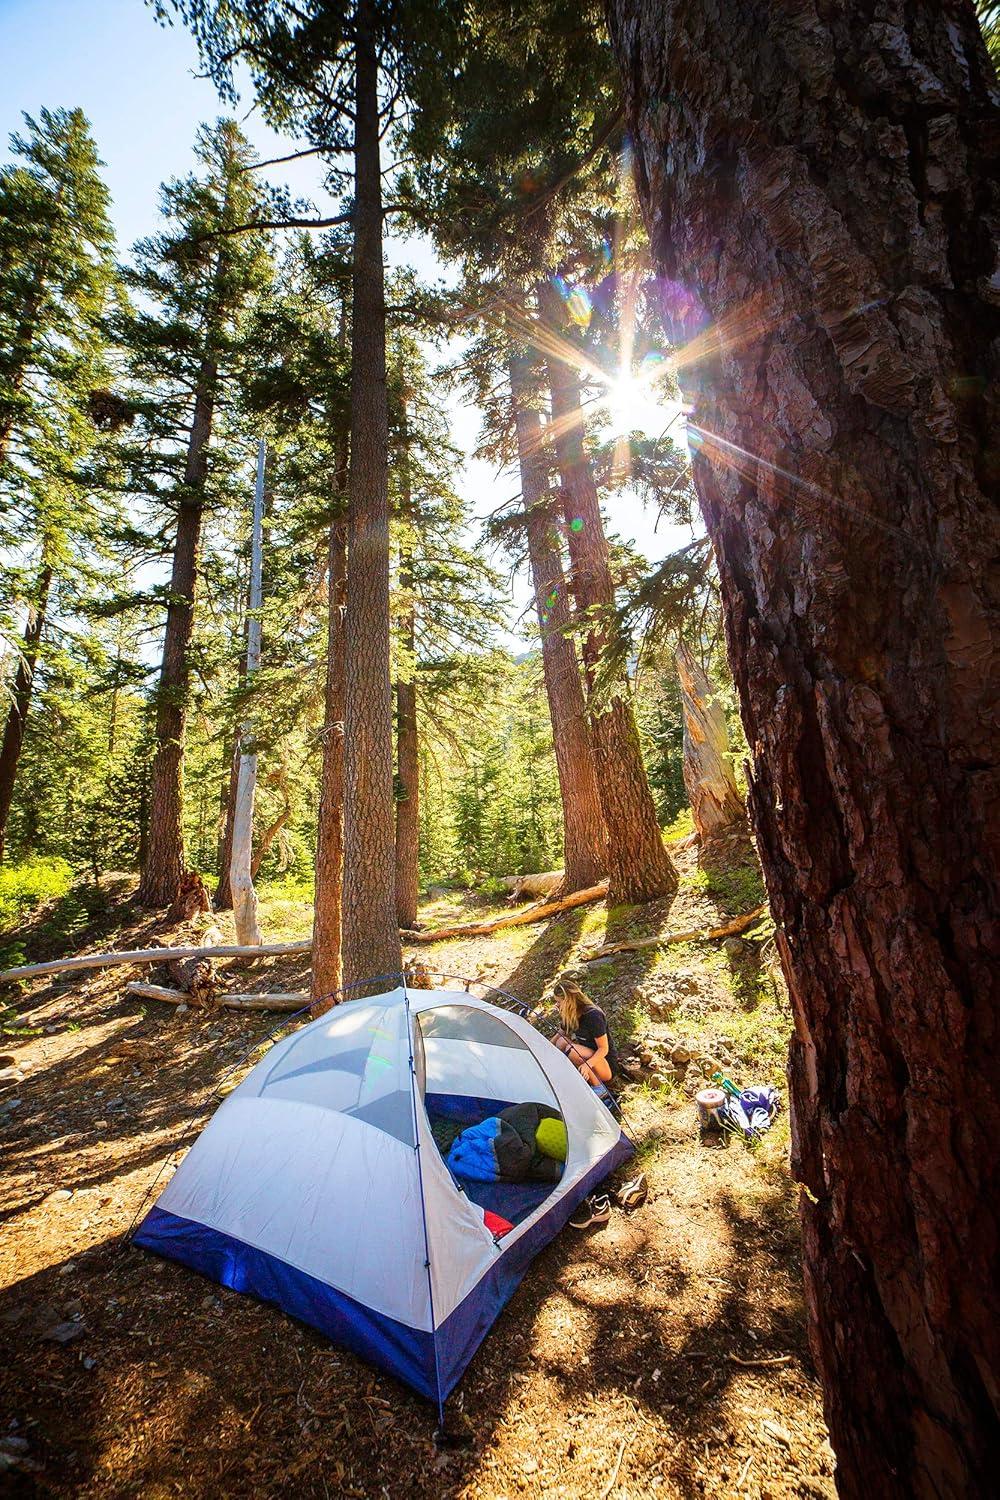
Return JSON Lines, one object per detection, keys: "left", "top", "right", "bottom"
{"left": 0, "top": 107, "right": 117, "bottom": 861}
{"left": 122, "top": 120, "right": 273, "bottom": 907}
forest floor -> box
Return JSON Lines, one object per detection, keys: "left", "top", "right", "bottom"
{"left": 0, "top": 844, "right": 836, "bottom": 1499}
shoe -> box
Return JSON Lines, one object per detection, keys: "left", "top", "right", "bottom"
{"left": 615, "top": 1173, "right": 648, "bottom": 1211}
{"left": 569, "top": 1194, "right": 612, "bottom": 1230}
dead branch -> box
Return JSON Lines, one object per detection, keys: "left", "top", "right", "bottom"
{"left": 403, "top": 882, "right": 609, "bottom": 945}
{"left": 2, "top": 939, "right": 312, "bottom": 984}
{"left": 583, "top": 905, "right": 767, "bottom": 961}
{"left": 125, "top": 982, "right": 308, "bottom": 1013}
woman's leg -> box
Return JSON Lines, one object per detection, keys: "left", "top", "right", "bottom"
{"left": 555, "top": 1034, "right": 611, "bottom": 1085}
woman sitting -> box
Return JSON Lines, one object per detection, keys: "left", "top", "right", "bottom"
{"left": 552, "top": 980, "right": 619, "bottom": 1088}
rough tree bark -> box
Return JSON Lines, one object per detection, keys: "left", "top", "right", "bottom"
{"left": 394, "top": 400, "right": 420, "bottom": 929}
{"left": 340, "top": 0, "right": 403, "bottom": 991}
{"left": 675, "top": 637, "right": 752, "bottom": 862}
{"left": 611, "top": 2, "right": 1000, "bottom": 1492}
{"left": 0, "top": 559, "right": 51, "bottom": 861}
{"left": 541, "top": 320, "right": 678, "bottom": 903}
{"left": 312, "top": 519, "right": 348, "bottom": 1006}
{"left": 138, "top": 363, "right": 216, "bottom": 907}
{"left": 509, "top": 351, "right": 608, "bottom": 892}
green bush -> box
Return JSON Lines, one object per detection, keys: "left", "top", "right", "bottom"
{"left": 0, "top": 856, "right": 73, "bottom": 934}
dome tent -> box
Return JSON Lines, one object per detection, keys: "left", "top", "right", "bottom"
{"left": 134, "top": 981, "right": 633, "bottom": 1415}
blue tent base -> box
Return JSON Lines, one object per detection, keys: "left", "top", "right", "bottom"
{"left": 134, "top": 1132, "right": 633, "bottom": 1406}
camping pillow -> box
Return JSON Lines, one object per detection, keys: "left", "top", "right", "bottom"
{"left": 535, "top": 1116, "right": 567, "bottom": 1162}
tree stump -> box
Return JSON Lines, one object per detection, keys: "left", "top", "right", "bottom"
{"left": 165, "top": 870, "right": 212, "bottom": 925}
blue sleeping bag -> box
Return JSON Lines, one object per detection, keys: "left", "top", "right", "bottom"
{"left": 447, "top": 1117, "right": 503, "bottom": 1181}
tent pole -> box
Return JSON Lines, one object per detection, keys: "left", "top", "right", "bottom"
{"left": 403, "top": 984, "right": 446, "bottom": 1430}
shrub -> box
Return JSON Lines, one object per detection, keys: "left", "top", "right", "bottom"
{"left": 0, "top": 856, "right": 73, "bottom": 934}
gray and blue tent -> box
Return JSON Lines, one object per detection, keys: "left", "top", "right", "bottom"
{"left": 136, "top": 982, "right": 632, "bottom": 1413}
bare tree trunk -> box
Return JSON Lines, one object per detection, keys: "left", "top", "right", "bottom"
{"left": 611, "top": 1, "right": 1000, "bottom": 1492}
{"left": 0, "top": 560, "right": 52, "bottom": 862}
{"left": 138, "top": 364, "right": 215, "bottom": 907}
{"left": 340, "top": 0, "right": 403, "bottom": 991}
{"left": 509, "top": 351, "right": 607, "bottom": 891}
{"left": 230, "top": 438, "right": 265, "bottom": 947}
{"left": 311, "top": 518, "right": 347, "bottom": 1006}
{"left": 676, "top": 638, "right": 751, "bottom": 862}
{"left": 214, "top": 741, "right": 239, "bottom": 909}
{"left": 541, "top": 323, "right": 678, "bottom": 904}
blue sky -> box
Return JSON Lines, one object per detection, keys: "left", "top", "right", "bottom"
{"left": 1, "top": 0, "right": 683, "bottom": 647}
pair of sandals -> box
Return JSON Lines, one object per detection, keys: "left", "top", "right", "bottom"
{"left": 568, "top": 1172, "right": 648, "bottom": 1229}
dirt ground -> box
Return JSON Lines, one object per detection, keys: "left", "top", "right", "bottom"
{"left": 1, "top": 851, "right": 836, "bottom": 1498}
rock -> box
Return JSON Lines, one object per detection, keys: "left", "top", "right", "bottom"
{"left": 723, "top": 936, "right": 745, "bottom": 957}
{"left": 0, "top": 1066, "right": 25, "bottom": 1083}
{"left": 49, "top": 1189, "right": 73, "bottom": 1203}
{"left": 673, "top": 973, "right": 700, "bottom": 995}
{"left": 671, "top": 1044, "right": 693, "bottom": 1064}
{"left": 58, "top": 1260, "right": 78, "bottom": 1276}
{"left": 40, "top": 1321, "right": 85, "bottom": 1345}
{"left": 639, "top": 1051, "right": 654, "bottom": 1067}
{"left": 175, "top": 1003, "right": 189, "bottom": 1016}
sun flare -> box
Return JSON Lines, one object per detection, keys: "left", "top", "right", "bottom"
{"left": 603, "top": 369, "right": 688, "bottom": 442}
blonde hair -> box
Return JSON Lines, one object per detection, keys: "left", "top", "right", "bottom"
{"left": 553, "top": 980, "right": 590, "bottom": 1032}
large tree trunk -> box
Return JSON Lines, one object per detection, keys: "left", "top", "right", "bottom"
{"left": 340, "top": 0, "right": 403, "bottom": 991}
{"left": 509, "top": 351, "right": 607, "bottom": 891}
{"left": 311, "top": 518, "right": 348, "bottom": 1007}
{"left": 542, "top": 328, "right": 678, "bottom": 904}
{"left": 138, "top": 365, "right": 215, "bottom": 908}
{"left": 0, "top": 560, "right": 52, "bottom": 862}
{"left": 394, "top": 401, "right": 420, "bottom": 928}
{"left": 675, "top": 637, "right": 752, "bottom": 863}
{"left": 611, "top": 2, "right": 1000, "bottom": 1493}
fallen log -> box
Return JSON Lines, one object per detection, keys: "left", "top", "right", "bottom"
{"left": 404, "top": 881, "right": 609, "bottom": 945}
{"left": 125, "top": 982, "right": 308, "bottom": 1012}
{"left": 582, "top": 904, "right": 768, "bottom": 961}
{"left": 167, "top": 925, "right": 222, "bottom": 1006}
{"left": 1, "top": 939, "right": 312, "bottom": 985}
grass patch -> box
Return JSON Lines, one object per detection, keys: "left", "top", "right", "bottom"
{"left": 664, "top": 807, "right": 694, "bottom": 841}
{"left": 706, "top": 862, "right": 766, "bottom": 910}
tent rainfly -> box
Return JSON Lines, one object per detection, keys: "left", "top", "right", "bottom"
{"left": 135, "top": 983, "right": 633, "bottom": 1415}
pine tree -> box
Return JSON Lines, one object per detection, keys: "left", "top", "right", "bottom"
{"left": 121, "top": 119, "right": 274, "bottom": 907}
{"left": 612, "top": 0, "right": 1000, "bottom": 1486}
{"left": 0, "top": 107, "right": 117, "bottom": 861}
